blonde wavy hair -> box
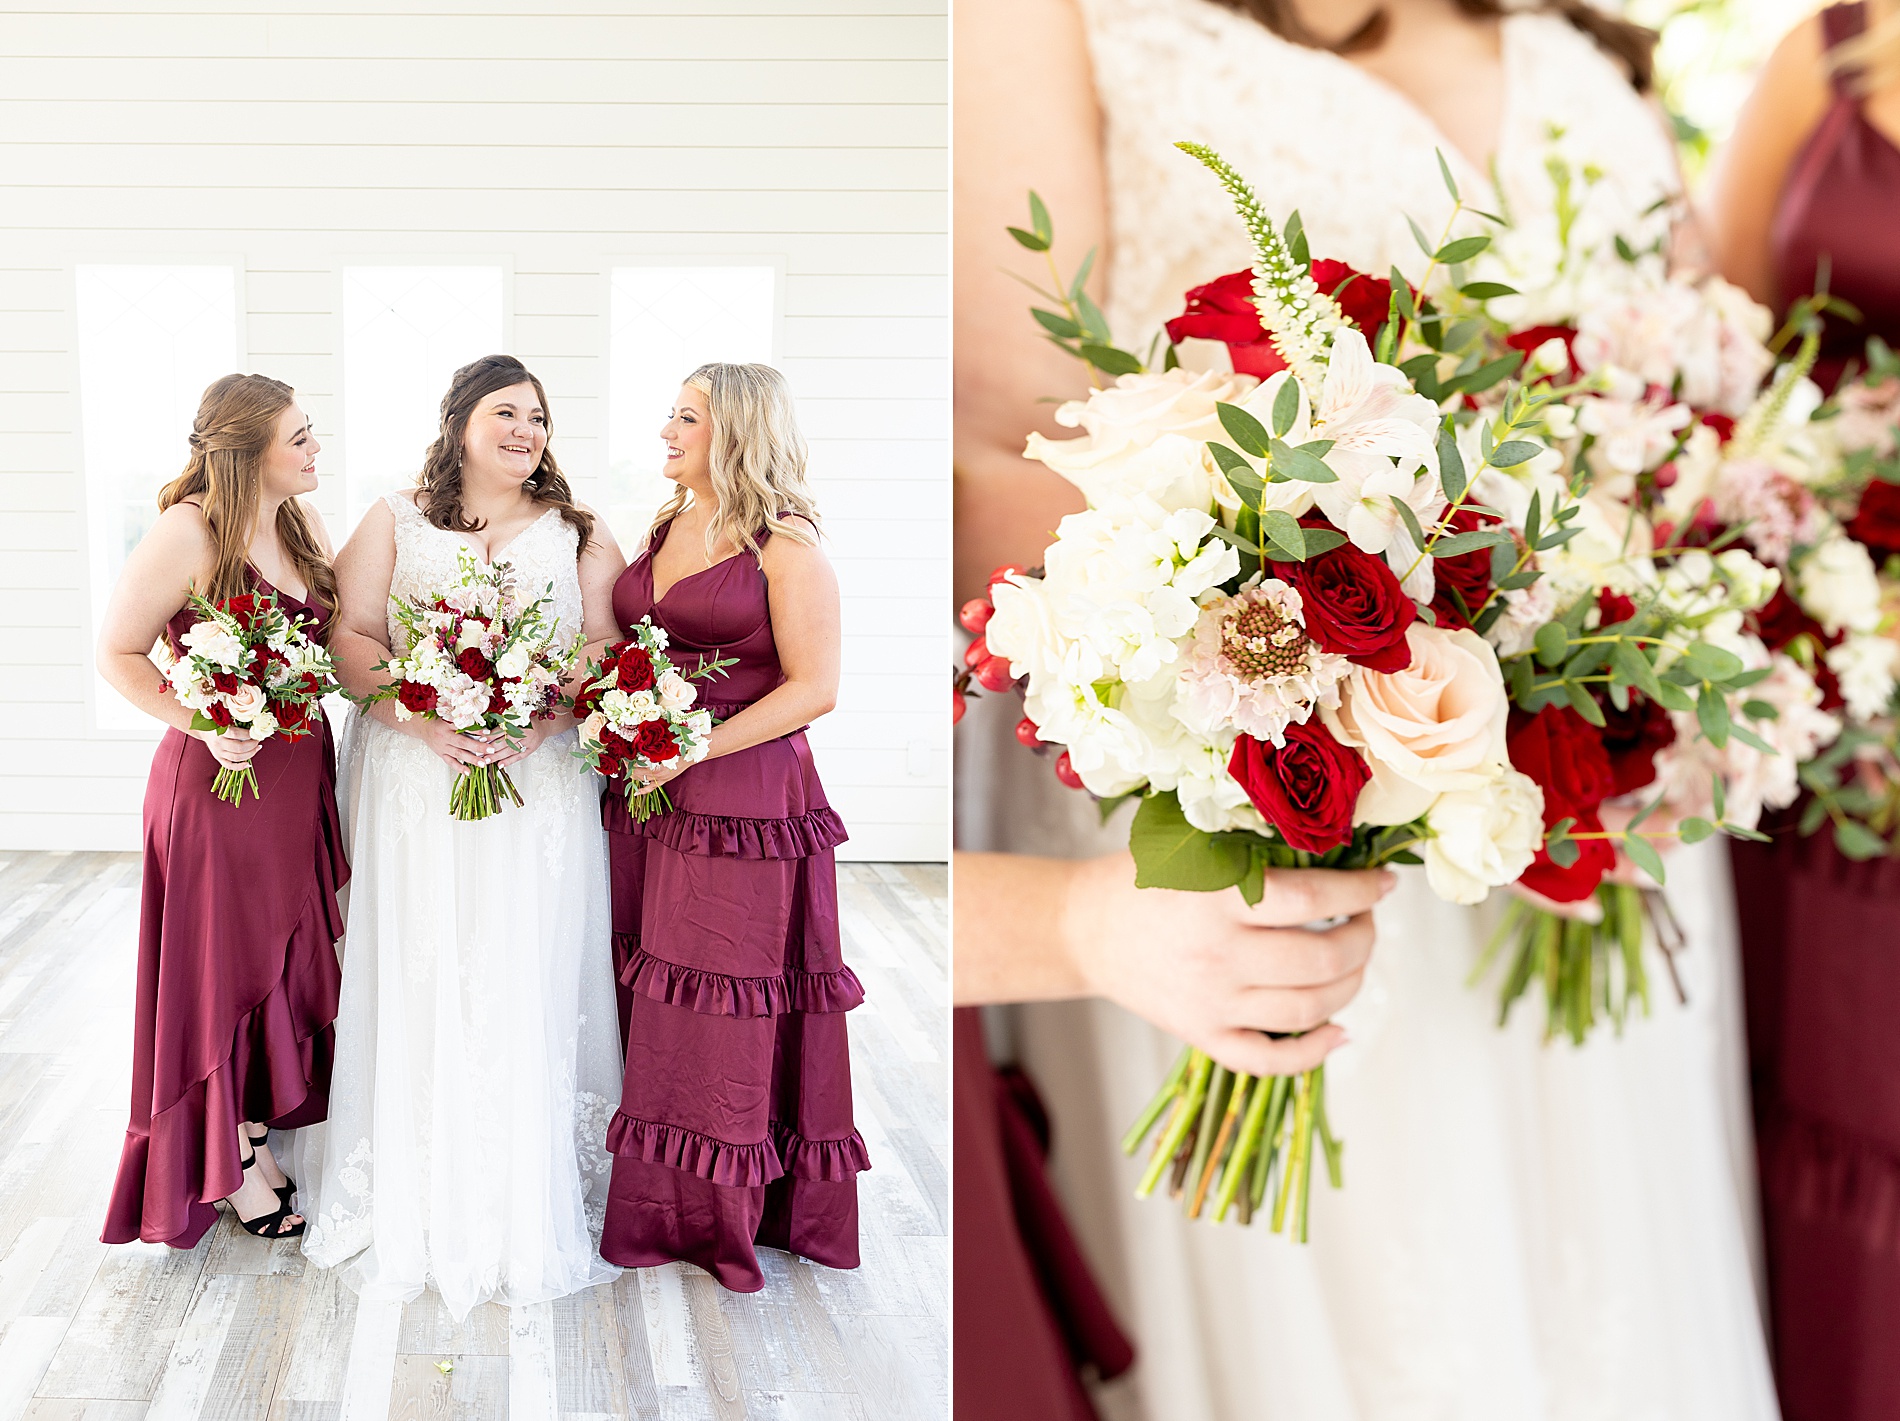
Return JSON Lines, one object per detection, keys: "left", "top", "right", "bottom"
{"left": 158, "top": 374, "right": 336, "bottom": 610}
{"left": 651, "top": 362, "right": 822, "bottom": 559}
{"left": 1827, "top": 0, "right": 1900, "bottom": 95}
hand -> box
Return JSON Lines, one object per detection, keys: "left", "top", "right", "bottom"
{"left": 625, "top": 759, "right": 687, "bottom": 798}
{"left": 489, "top": 721, "right": 551, "bottom": 768}
{"left": 192, "top": 726, "right": 259, "bottom": 768}
{"left": 402, "top": 716, "right": 493, "bottom": 773}
{"left": 1060, "top": 853, "right": 1395, "bottom": 1078}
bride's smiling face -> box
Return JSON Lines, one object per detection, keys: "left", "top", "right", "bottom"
{"left": 659, "top": 384, "right": 713, "bottom": 488}
{"left": 461, "top": 382, "right": 548, "bottom": 489}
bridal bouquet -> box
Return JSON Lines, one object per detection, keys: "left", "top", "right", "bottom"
{"left": 971, "top": 147, "right": 1771, "bottom": 1235}
{"left": 1699, "top": 331, "right": 1900, "bottom": 853}
{"left": 361, "top": 544, "right": 578, "bottom": 820}
{"left": 570, "top": 617, "right": 727, "bottom": 822}
{"left": 166, "top": 586, "right": 338, "bottom": 806}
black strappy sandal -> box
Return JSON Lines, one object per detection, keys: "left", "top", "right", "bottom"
{"left": 229, "top": 1139, "right": 305, "bottom": 1239}
{"left": 246, "top": 1125, "right": 296, "bottom": 1206}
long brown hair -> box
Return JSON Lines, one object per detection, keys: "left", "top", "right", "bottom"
{"left": 1826, "top": 0, "right": 1900, "bottom": 96}
{"left": 415, "top": 354, "right": 595, "bottom": 549}
{"left": 157, "top": 373, "right": 337, "bottom": 610}
{"left": 1211, "top": 0, "right": 1656, "bottom": 92}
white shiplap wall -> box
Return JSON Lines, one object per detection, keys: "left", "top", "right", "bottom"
{"left": 0, "top": 0, "right": 949, "bottom": 859}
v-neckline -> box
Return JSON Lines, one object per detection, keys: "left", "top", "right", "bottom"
{"left": 455, "top": 504, "right": 559, "bottom": 566}
{"left": 647, "top": 517, "right": 746, "bottom": 604}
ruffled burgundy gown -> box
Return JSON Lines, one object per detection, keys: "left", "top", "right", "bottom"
{"left": 102, "top": 575, "right": 348, "bottom": 1249}
{"left": 599, "top": 518, "right": 869, "bottom": 1292}
{"left": 1731, "top": 7, "right": 1900, "bottom": 1417}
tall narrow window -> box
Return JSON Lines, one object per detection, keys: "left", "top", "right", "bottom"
{"left": 606, "top": 265, "right": 776, "bottom": 550}
{"left": 342, "top": 266, "right": 505, "bottom": 530}
{"left": 76, "top": 264, "right": 240, "bottom": 729}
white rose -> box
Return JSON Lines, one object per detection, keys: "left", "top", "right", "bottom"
{"left": 495, "top": 643, "right": 531, "bottom": 680}
{"left": 579, "top": 710, "right": 607, "bottom": 745}
{"left": 248, "top": 709, "right": 279, "bottom": 741}
{"left": 658, "top": 671, "right": 696, "bottom": 712}
{"left": 455, "top": 620, "right": 487, "bottom": 654}
{"left": 226, "top": 681, "right": 268, "bottom": 722}
{"left": 1025, "top": 367, "right": 1258, "bottom": 512}
{"left": 1322, "top": 624, "right": 1511, "bottom": 826}
{"left": 983, "top": 576, "right": 1064, "bottom": 679}
{"left": 1423, "top": 767, "right": 1546, "bottom": 905}
{"left": 180, "top": 622, "right": 244, "bottom": 670}
{"left": 1798, "top": 534, "right": 1884, "bottom": 636}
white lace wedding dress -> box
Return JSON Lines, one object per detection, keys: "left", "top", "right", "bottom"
{"left": 960, "top": 3, "right": 1782, "bottom": 1417}
{"left": 293, "top": 493, "right": 621, "bottom": 1320}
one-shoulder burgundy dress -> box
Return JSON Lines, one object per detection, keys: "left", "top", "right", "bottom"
{"left": 600, "top": 518, "right": 868, "bottom": 1292}
{"left": 1731, "top": 7, "right": 1900, "bottom": 1418}
{"left": 102, "top": 574, "right": 348, "bottom": 1249}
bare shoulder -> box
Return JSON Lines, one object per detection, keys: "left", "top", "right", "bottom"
{"left": 576, "top": 502, "right": 626, "bottom": 562}
{"left": 761, "top": 516, "right": 828, "bottom": 568}
{"left": 148, "top": 500, "right": 217, "bottom": 558}
{"left": 1756, "top": 11, "right": 1831, "bottom": 120}
{"left": 295, "top": 495, "right": 336, "bottom": 558}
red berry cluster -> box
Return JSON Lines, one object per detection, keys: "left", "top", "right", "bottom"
{"left": 951, "top": 565, "right": 1085, "bottom": 792}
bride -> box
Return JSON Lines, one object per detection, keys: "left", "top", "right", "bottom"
{"left": 957, "top": 0, "right": 1778, "bottom": 1416}
{"left": 295, "top": 354, "right": 625, "bottom": 1318}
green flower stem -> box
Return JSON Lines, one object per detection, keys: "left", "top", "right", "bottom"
{"left": 1314, "top": 1062, "right": 1343, "bottom": 1189}
{"left": 1250, "top": 1076, "right": 1291, "bottom": 1219}
{"left": 1274, "top": 1069, "right": 1315, "bottom": 1236}
{"left": 1136, "top": 1051, "right": 1212, "bottom": 1198}
{"left": 212, "top": 763, "right": 260, "bottom": 807}
{"left": 1190, "top": 1071, "right": 1253, "bottom": 1217}
{"left": 1121, "top": 1046, "right": 1192, "bottom": 1156}
{"left": 1184, "top": 1065, "right": 1235, "bottom": 1203}
{"left": 1214, "top": 1072, "right": 1275, "bottom": 1221}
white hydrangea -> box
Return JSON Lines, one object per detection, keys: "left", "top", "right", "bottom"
{"left": 1797, "top": 534, "right": 1885, "bottom": 636}
{"left": 1826, "top": 633, "right": 1900, "bottom": 723}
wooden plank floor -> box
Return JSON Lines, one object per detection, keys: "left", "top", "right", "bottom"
{"left": 0, "top": 852, "right": 947, "bottom": 1421}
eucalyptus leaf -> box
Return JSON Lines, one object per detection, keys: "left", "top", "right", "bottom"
{"left": 1622, "top": 832, "right": 1667, "bottom": 885}
{"left": 1431, "top": 529, "right": 1512, "bottom": 558}
{"left": 1696, "top": 683, "right": 1731, "bottom": 747}
{"left": 1217, "top": 401, "right": 1273, "bottom": 458}
{"left": 1459, "top": 281, "right": 1519, "bottom": 299}
{"left": 1835, "top": 818, "right": 1889, "bottom": 861}
{"left": 1488, "top": 439, "right": 1543, "bottom": 468}
{"left": 1205, "top": 524, "right": 1263, "bottom": 556}
{"left": 1436, "top": 148, "right": 1460, "bottom": 201}
{"left": 1565, "top": 680, "right": 1605, "bottom": 726}
{"left": 1407, "top": 214, "right": 1436, "bottom": 261}
{"left": 1260, "top": 510, "right": 1308, "bottom": 561}
{"left": 1031, "top": 308, "right": 1082, "bottom": 339}
{"left": 1610, "top": 639, "right": 1664, "bottom": 700}
{"left": 1272, "top": 378, "right": 1300, "bottom": 438}
{"left": 1007, "top": 226, "right": 1050, "bottom": 252}
{"left": 1268, "top": 438, "right": 1338, "bottom": 484}
{"left": 1679, "top": 816, "right": 1716, "bottom": 845}
{"left": 1435, "top": 235, "right": 1490, "bottom": 265}
{"left": 1079, "top": 343, "right": 1142, "bottom": 376}
{"left": 1029, "top": 191, "right": 1054, "bottom": 244}
{"left": 1438, "top": 424, "right": 1466, "bottom": 505}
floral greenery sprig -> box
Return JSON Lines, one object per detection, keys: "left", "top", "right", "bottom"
{"left": 1004, "top": 192, "right": 1148, "bottom": 382}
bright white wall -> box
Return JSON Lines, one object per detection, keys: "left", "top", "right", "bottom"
{"left": 0, "top": 0, "right": 949, "bottom": 859}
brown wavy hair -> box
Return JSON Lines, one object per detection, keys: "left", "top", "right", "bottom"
{"left": 1212, "top": 0, "right": 1656, "bottom": 91}
{"left": 157, "top": 373, "right": 337, "bottom": 611}
{"left": 414, "top": 354, "right": 595, "bottom": 550}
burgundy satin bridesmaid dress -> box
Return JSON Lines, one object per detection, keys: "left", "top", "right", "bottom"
{"left": 1732, "top": 8, "right": 1900, "bottom": 1417}
{"left": 599, "top": 517, "right": 868, "bottom": 1292}
{"left": 102, "top": 573, "right": 348, "bottom": 1249}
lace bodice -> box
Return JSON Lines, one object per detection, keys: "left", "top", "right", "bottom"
{"left": 1077, "top": 0, "right": 1682, "bottom": 342}
{"left": 384, "top": 492, "right": 585, "bottom": 655}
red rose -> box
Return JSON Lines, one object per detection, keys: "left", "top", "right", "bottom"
{"left": 274, "top": 698, "right": 312, "bottom": 732}
{"left": 225, "top": 592, "right": 258, "bottom": 628}
{"left": 211, "top": 671, "right": 239, "bottom": 695}
{"left": 598, "top": 753, "right": 623, "bottom": 780}
{"left": 1309, "top": 259, "right": 1396, "bottom": 341}
{"left": 1508, "top": 706, "right": 1619, "bottom": 902}
{"left": 1282, "top": 530, "right": 1415, "bottom": 672}
{"left": 1598, "top": 694, "right": 1676, "bottom": 797}
{"left": 632, "top": 718, "right": 680, "bottom": 764}
{"left": 1428, "top": 508, "right": 1497, "bottom": 631}
{"left": 1227, "top": 721, "right": 1370, "bottom": 854}
{"left": 1504, "top": 325, "right": 1579, "bottom": 382}
{"left": 206, "top": 701, "right": 234, "bottom": 728}
{"left": 602, "top": 729, "right": 635, "bottom": 758}
{"left": 1750, "top": 584, "right": 1828, "bottom": 653}
{"left": 488, "top": 686, "right": 508, "bottom": 715}
{"left": 397, "top": 681, "right": 438, "bottom": 715}
{"left": 1848, "top": 479, "right": 1900, "bottom": 561}
{"left": 615, "top": 647, "right": 657, "bottom": 693}
{"left": 1596, "top": 588, "right": 1637, "bottom": 627}
{"left": 457, "top": 647, "right": 493, "bottom": 682}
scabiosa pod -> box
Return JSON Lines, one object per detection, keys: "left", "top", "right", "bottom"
{"left": 1175, "top": 141, "right": 1347, "bottom": 393}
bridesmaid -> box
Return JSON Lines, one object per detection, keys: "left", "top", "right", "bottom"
{"left": 599, "top": 362, "right": 868, "bottom": 1292}
{"left": 1707, "top": 9, "right": 1900, "bottom": 1419}
{"left": 98, "top": 374, "right": 348, "bottom": 1246}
